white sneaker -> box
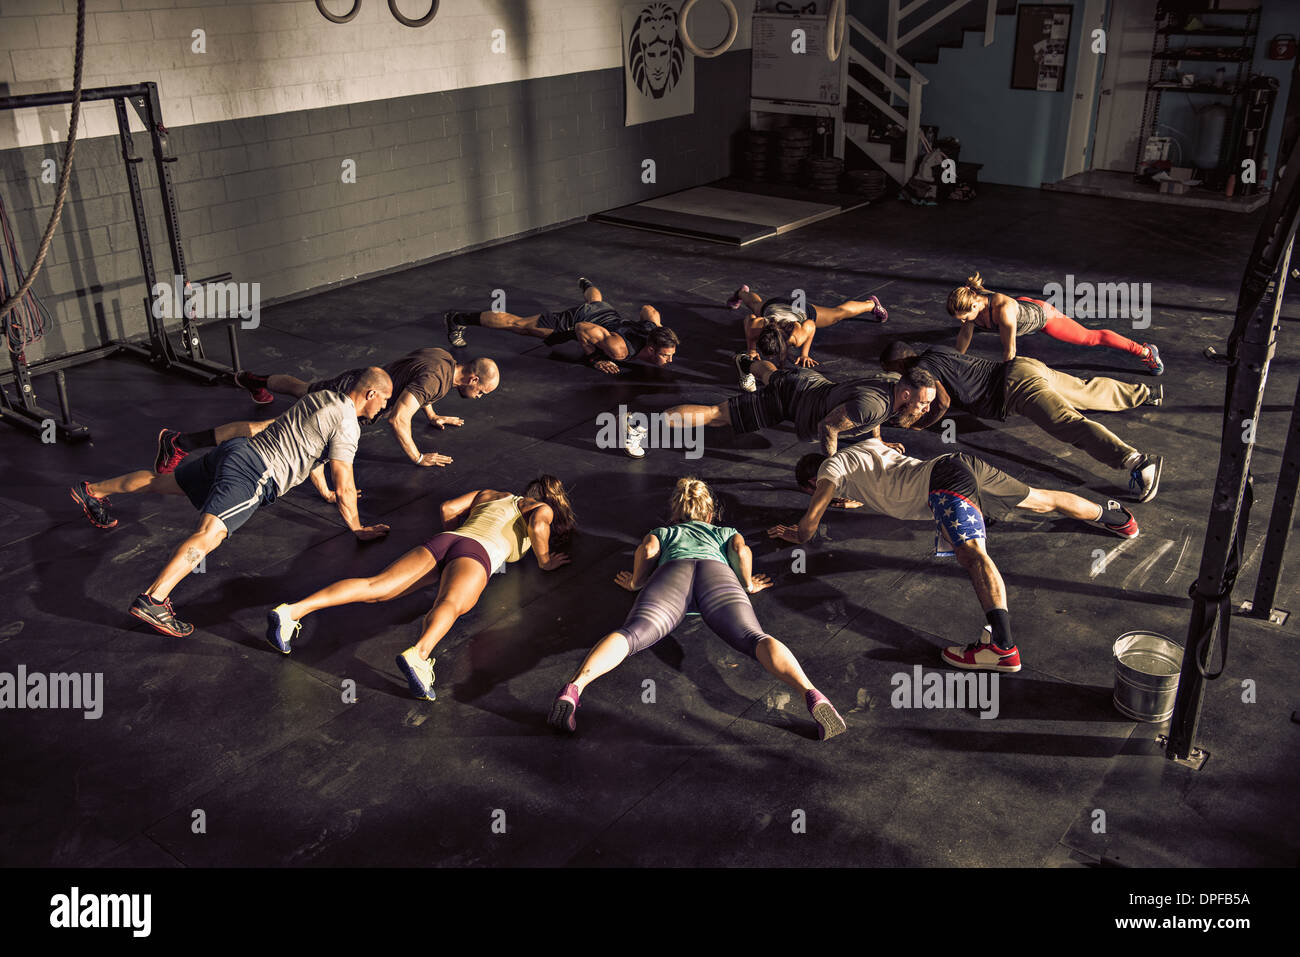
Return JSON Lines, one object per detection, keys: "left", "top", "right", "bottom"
{"left": 395, "top": 647, "right": 436, "bottom": 700}
{"left": 624, "top": 425, "right": 648, "bottom": 458}
{"left": 734, "top": 353, "right": 757, "bottom": 392}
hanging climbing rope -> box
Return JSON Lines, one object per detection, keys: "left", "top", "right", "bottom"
{"left": 679, "top": 0, "right": 739, "bottom": 59}
{"left": 0, "top": 0, "right": 86, "bottom": 324}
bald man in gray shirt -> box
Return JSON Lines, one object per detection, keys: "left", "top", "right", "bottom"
{"left": 70, "top": 367, "right": 394, "bottom": 638}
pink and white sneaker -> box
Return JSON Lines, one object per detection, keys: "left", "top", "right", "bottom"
{"left": 726, "top": 284, "right": 749, "bottom": 309}
{"left": 941, "top": 626, "right": 1022, "bottom": 673}
{"left": 548, "top": 682, "right": 581, "bottom": 733}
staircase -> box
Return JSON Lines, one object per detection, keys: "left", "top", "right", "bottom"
{"left": 841, "top": 0, "right": 1016, "bottom": 186}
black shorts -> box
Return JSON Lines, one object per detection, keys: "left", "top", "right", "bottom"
{"left": 537, "top": 301, "right": 619, "bottom": 333}
{"left": 762, "top": 296, "right": 818, "bottom": 324}
{"left": 173, "top": 437, "right": 279, "bottom": 535}
{"left": 307, "top": 368, "right": 362, "bottom": 395}
{"left": 729, "top": 369, "right": 814, "bottom": 434}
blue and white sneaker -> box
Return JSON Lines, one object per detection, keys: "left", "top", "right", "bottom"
{"left": 1142, "top": 343, "right": 1164, "bottom": 376}
{"left": 265, "top": 603, "right": 301, "bottom": 654}
{"left": 1128, "top": 454, "right": 1163, "bottom": 504}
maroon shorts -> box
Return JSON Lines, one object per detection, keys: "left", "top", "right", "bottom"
{"left": 420, "top": 532, "right": 493, "bottom": 578}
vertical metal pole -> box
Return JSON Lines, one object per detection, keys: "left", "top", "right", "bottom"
{"left": 1248, "top": 328, "right": 1300, "bottom": 620}
{"left": 54, "top": 369, "right": 71, "bottom": 424}
{"left": 226, "top": 324, "right": 242, "bottom": 375}
{"left": 115, "top": 95, "right": 171, "bottom": 365}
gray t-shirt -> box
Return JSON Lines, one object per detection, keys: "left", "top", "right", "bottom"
{"left": 818, "top": 438, "right": 937, "bottom": 520}
{"left": 247, "top": 391, "right": 360, "bottom": 495}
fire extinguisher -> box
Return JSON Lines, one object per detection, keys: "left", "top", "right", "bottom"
{"left": 1270, "top": 34, "right": 1296, "bottom": 60}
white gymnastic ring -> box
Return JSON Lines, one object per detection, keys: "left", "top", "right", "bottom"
{"left": 679, "top": 0, "right": 739, "bottom": 59}
{"left": 826, "top": 0, "right": 845, "bottom": 61}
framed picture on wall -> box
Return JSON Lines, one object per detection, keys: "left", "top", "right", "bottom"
{"left": 1011, "top": 4, "right": 1073, "bottom": 91}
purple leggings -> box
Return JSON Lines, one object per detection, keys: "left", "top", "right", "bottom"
{"left": 617, "top": 559, "right": 771, "bottom": 658}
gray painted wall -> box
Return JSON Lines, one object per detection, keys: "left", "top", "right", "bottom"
{"left": 0, "top": 51, "right": 750, "bottom": 362}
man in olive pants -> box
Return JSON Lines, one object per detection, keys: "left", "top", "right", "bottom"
{"left": 881, "top": 342, "right": 1164, "bottom": 503}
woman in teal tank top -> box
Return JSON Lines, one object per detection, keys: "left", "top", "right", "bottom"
{"left": 547, "top": 477, "right": 846, "bottom": 741}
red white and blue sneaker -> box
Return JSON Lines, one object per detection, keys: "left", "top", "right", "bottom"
{"left": 942, "top": 626, "right": 1022, "bottom": 673}
{"left": 1129, "top": 454, "right": 1163, "bottom": 503}
{"left": 726, "top": 284, "right": 749, "bottom": 309}
{"left": 1095, "top": 499, "right": 1139, "bottom": 539}
{"left": 1141, "top": 343, "right": 1164, "bottom": 376}
{"left": 70, "top": 481, "right": 117, "bottom": 528}
{"left": 154, "top": 429, "right": 187, "bottom": 475}
{"left": 548, "top": 682, "right": 581, "bottom": 733}
{"left": 806, "top": 689, "right": 846, "bottom": 740}
{"left": 235, "top": 371, "right": 275, "bottom": 405}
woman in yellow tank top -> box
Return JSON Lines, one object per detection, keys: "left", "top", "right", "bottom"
{"left": 265, "top": 475, "right": 576, "bottom": 701}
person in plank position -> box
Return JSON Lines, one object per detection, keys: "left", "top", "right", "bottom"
{"left": 444, "top": 277, "right": 678, "bottom": 375}
{"left": 948, "top": 271, "right": 1163, "bottom": 375}
{"left": 880, "top": 341, "right": 1164, "bottom": 502}
{"left": 69, "top": 369, "right": 394, "bottom": 638}
{"left": 155, "top": 348, "right": 499, "bottom": 472}
{"left": 629, "top": 359, "right": 935, "bottom": 458}
{"left": 727, "top": 282, "right": 888, "bottom": 389}
{"left": 768, "top": 439, "right": 1139, "bottom": 673}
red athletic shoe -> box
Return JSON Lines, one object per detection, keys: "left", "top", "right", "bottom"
{"left": 941, "top": 626, "right": 1022, "bottom": 673}
{"left": 155, "top": 429, "right": 187, "bottom": 475}
{"left": 235, "top": 371, "right": 275, "bottom": 405}
{"left": 1096, "top": 499, "right": 1139, "bottom": 539}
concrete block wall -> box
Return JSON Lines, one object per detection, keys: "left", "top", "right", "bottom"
{"left": 0, "top": 53, "right": 751, "bottom": 361}
{"left": 0, "top": 1, "right": 755, "bottom": 361}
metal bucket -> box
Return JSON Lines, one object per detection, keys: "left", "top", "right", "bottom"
{"left": 1112, "top": 631, "right": 1183, "bottom": 722}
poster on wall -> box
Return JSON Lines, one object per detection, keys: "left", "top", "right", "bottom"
{"left": 623, "top": 1, "right": 695, "bottom": 126}
{"left": 1010, "top": 4, "right": 1072, "bottom": 92}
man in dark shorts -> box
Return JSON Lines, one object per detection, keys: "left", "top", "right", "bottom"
{"left": 648, "top": 359, "right": 936, "bottom": 457}
{"left": 767, "top": 438, "right": 1139, "bottom": 673}
{"left": 443, "top": 277, "right": 679, "bottom": 375}
{"left": 880, "top": 341, "right": 1164, "bottom": 502}
{"left": 157, "top": 348, "right": 500, "bottom": 472}
{"left": 68, "top": 368, "right": 394, "bottom": 638}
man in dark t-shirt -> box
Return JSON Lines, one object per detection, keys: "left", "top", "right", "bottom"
{"left": 169, "top": 348, "right": 501, "bottom": 471}
{"left": 651, "top": 359, "right": 937, "bottom": 457}
{"left": 442, "top": 277, "right": 680, "bottom": 375}
{"left": 880, "top": 342, "right": 1164, "bottom": 502}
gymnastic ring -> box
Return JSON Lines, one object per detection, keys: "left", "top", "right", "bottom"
{"left": 826, "top": 0, "right": 846, "bottom": 61}
{"left": 388, "top": 0, "right": 438, "bottom": 27}
{"left": 679, "top": 0, "right": 739, "bottom": 58}
{"left": 316, "top": 0, "right": 361, "bottom": 24}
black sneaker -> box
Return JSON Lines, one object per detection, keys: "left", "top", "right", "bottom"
{"left": 1144, "top": 384, "right": 1164, "bottom": 407}
{"left": 130, "top": 593, "right": 195, "bottom": 637}
{"left": 70, "top": 481, "right": 117, "bottom": 528}
{"left": 445, "top": 311, "right": 467, "bottom": 348}
{"left": 578, "top": 277, "right": 595, "bottom": 294}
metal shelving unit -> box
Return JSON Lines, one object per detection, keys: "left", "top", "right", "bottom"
{"left": 1135, "top": 4, "right": 1260, "bottom": 191}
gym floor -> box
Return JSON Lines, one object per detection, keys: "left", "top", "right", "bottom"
{"left": 2, "top": 184, "right": 1298, "bottom": 868}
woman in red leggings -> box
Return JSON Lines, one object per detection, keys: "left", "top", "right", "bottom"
{"left": 948, "top": 272, "right": 1163, "bottom": 376}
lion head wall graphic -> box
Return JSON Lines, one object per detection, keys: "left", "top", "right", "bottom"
{"left": 629, "top": 2, "right": 685, "bottom": 100}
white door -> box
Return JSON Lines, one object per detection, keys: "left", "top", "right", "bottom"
{"left": 1063, "top": 0, "right": 1108, "bottom": 178}
{"left": 1091, "top": 0, "right": 1158, "bottom": 172}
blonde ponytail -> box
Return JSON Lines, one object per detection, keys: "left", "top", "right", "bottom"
{"left": 947, "top": 270, "right": 992, "bottom": 317}
{"left": 669, "top": 477, "right": 715, "bottom": 524}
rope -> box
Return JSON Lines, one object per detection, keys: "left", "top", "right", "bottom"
{"left": 0, "top": 0, "right": 86, "bottom": 323}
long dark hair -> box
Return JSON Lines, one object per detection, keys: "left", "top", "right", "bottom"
{"left": 524, "top": 475, "right": 577, "bottom": 546}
